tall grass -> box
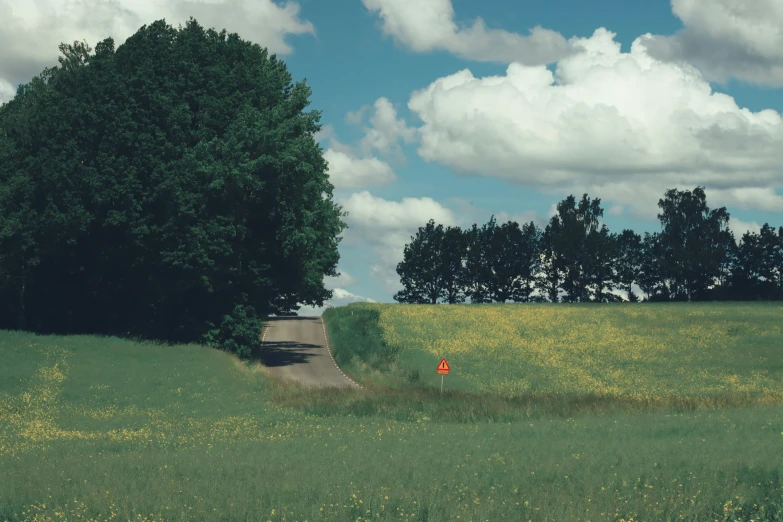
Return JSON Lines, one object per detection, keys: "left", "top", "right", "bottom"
{"left": 2, "top": 303, "right": 783, "bottom": 521}
{"left": 319, "top": 303, "right": 783, "bottom": 420}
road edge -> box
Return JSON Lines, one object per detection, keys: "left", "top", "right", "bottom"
{"left": 259, "top": 315, "right": 362, "bottom": 389}
{"left": 320, "top": 316, "right": 362, "bottom": 389}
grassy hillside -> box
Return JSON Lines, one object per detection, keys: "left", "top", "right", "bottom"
{"left": 323, "top": 302, "right": 783, "bottom": 402}
{"left": 2, "top": 303, "right": 783, "bottom": 521}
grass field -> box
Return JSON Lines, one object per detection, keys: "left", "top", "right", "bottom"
{"left": 1, "top": 303, "right": 782, "bottom": 521}
{"left": 324, "top": 303, "right": 783, "bottom": 401}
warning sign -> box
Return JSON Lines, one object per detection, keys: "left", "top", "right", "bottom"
{"left": 437, "top": 358, "right": 450, "bottom": 375}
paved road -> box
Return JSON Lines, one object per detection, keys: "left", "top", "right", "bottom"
{"left": 258, "top": 316, "right": 359, "bottom": 388}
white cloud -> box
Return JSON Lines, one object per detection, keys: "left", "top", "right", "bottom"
{"left": 407, "top": 28, "right": 783, "bottom": 217}
{"left": 361, "top": 0, "right": 570, "bottom": 64}
{"left": 0, "top": 0, "right": 314, "bottom": 104}
{"left": 323, "top": 270, "right": 357, "bottom": 290}
{"left": 449, "top": 198, "right": 546, "bottom": 229}
{"left": 323, "top": 148, "right": 397, "bottom": 189}
{"left": 728, "top": 217, "right": 762, "bottom": 238}
{"left": 641, "top": 0, "right": 783, "bottom": 87}
{"left": 339, "top": 191, "right": 457, "bottom": 295}
{"left": 322, "top": 106, "right": 411, "bottom": 189}
{"left": 0, "top": 78, "right": 15, "bottom": 104}
{"left": 296, "top": 288, "right": 375, "bottom": 316}
{"left": 350, "top": 97, "right": 417, "bottom": 159}
{"left": 369, "top": 264, "right": 402, "bottom": 295}
{"left": 314, "top": 123, "right": 338, "bottom": 146}
{"left": 710, "top": 187, "right": 783, "bottom": 213}
{"left": 340, "top": 191, "right": 456, "bottom": 232}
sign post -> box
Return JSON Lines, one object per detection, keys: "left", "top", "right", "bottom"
{"left": 437, "top": 358, "right": 450, "bottom": 393}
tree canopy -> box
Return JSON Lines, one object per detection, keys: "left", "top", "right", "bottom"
{"left": 0, "top": 19, "right": 346, "bottom": 356}
{"left": 394, "top": 187, "right": 782, "bottom": 305}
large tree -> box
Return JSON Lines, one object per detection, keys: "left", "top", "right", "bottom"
{"left": 538, "top": 220, "right": 564, "bottom": 303}
{"left": 508, "top": 221, "right": 543, "bottom": 302}
{"left": 441, "top": 225, "right": 468, "bottom": 304}
{"left": 466, "top": 218, "right": 542, "bottom": 303}
{"left": 614, "top": 229, "right": 643, "bottom": 302}
{"left": 583, "top": 224, "right": 619, "bottom": 302}
{"left": 655, "top": 187, "right": 731, "bottom": 301}
{"left": 462, "top": 221, "right": 493, "bottom": 303}
{"left": 394, "top": 219, "right": 447, "bottom": 304}
{"left": 731, "top": 224, "right": 783, "bottom": 300}
{"left": 539, "top": 194, "right": 606, "bottom": 302}
{"left": 637, "top": 232, "right": 664, "bottom": 301}
{"left": 0, "top": 19, "right": 345, "bottom": 356}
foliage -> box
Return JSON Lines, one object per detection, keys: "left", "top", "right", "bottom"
{"left": 655, "top": 186, "right": 732, "bottom": 301}
{"left": 393, "top": 219, "right": 449, "bottom": 304}
{"left": 395, "top": 186, "right": 782, "bottom": 303}
{"left": 0, "top": 19, "right": 345, "bottom": 355}
{"left": 440, "top": 225, "right": 468, "bottom": 304}
{"left": 614, "top": 229, "right": 642, "bottom": 301}
{"left": 202, "top": 303, "right": 264, "bottom": 358}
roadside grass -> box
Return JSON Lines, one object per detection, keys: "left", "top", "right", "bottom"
{"left": 322, "top": 302, "right": 783, "bottom": 402}
{"left": 1, "top": 301, "right": 782, "bottom": 521}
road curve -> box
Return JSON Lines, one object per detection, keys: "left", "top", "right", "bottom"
{"left": 258, "top": 316, "right": 360, "bottom": 388}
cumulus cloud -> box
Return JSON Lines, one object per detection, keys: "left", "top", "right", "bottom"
{"left": 323, "top": 148, "right": 397, "bottom": 189}
{"left": 710, "top": 187, "right": 783, "bottom": 213}
{"left": 0, "top": 0, "right": 314, "bottom": 104}
{"left": 339, "top": 191, "right": 457, "bottom": 294}
{"left": 728, "top": 217, "right": 762, "bottom": 238}
{"left": 361, "top": 0, "right": 570, "bottom": 64}
{"left": 641, "top": 0, "right": 783, "bottom": 87}
{"left": 347, "top": 97, "right": 417, "bottom": 159}
{"left": 319, "top": 105, "right": 410, "bottom": 189}
{"left": 407, "top": 28, "right": 783, "bottom": 218}
{"left": 340, "top": 191, "right": 456, "bottom": 233}
{"left": 296, "top": 288, "right": 375, "bottom": 316}
{"left": 323, "top": 270, "right": 357, "bottom": 290}
{"left": 449, "top": 198, "right": 547, "bottom": 230}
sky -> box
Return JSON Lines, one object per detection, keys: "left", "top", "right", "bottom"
{"left": 2, "top": 0, "right": 783, "bottom": 314}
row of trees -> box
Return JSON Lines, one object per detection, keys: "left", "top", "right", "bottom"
{"left": 0, "top": 19, "right": 345, "bottom": 356}
{"left": 395, "top": 188, "right": 783, "bottom": 304}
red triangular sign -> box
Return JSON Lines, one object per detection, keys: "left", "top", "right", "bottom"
{"left": 438, "top": 358, "right": 450, "bottom": 372}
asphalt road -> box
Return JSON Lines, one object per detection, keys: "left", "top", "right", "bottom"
{"left": 258, "top": 316, "right": 359, "bottom": 388}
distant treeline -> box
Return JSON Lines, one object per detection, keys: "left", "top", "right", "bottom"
{"left": 395, "top": 188, "right": 783, "bottom": 304}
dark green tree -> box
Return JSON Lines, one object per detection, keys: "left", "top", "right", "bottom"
{"left": 441, "top": 225, "right": 468, "bottom": 304}
{"left": 462, "top": 221, "right": 493, "bottom": 303}
{"left": 476, "top": 218, "right": 542, "bottom": 303}
{"left": 537, "top": 221, "right": 563, "bottom": 303}
{"left": 394, "top": 219, "right": 446, "bottom": 304}
{"left": 583, "top": 225, "right": 619, "bottom": 302}
{"left": 614, "top": 229, "right": 643, "bottom": 302}
{"left": 710, "top": 227, "right": 738, "bottom": 301}
{"left": 539, "top": 194, "right": 605, "bottom": 302}
{"left": 637, "top": 232, "right": 664, "bottom": 301}
{"left": 655, "top": 187, "right": 731, "bottom": 301}
{"left": 731, "top": 224, "right": 783, "bottom": 300}
{"left": 757, "top": 224, "right": 783, "bottom": 300}
{"left": 510, "top": 221, "right": 543, "bottom": 302}
{"left": 0, "top": 19, "right": 345, "bottom": 356}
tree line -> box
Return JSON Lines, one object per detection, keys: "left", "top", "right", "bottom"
{"left": 0, "top": 19, "right": 345, "bottom": 356}
{"left": 395, "top": 188, "right": 783, "bottom": 304}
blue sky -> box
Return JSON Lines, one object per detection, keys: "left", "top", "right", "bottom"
{"left": 2, "top": 0, "right": 782, "bottom": 312}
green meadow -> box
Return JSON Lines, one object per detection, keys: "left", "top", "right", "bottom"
{"left": 2, "top": 303, "right": 783, "bottom": 521}
{"left": 324, "top": 302, "right": 783, "bottom": 400}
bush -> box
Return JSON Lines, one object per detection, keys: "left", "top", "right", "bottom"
{"left": 202, "top": 304, "right": 263, "bottom": 358}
